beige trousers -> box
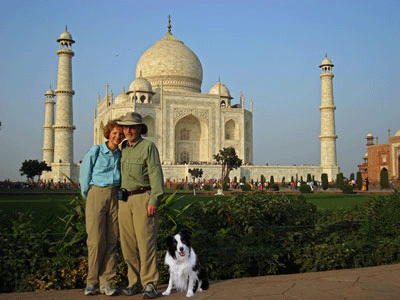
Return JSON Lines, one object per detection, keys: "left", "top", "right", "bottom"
{"left": 86, "top": 185, "right": 119, "bottom": 286}
{"left": 118, "top": 191, "right": 159, "bottom": 287}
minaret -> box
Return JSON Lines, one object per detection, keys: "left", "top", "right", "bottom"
{"left": 52, "top": 26, "right": 77, "bottom": 181}
{"left": 319, "top": 55, "right": 339, "bottom": 180}
{"left": 42, "top": 87, "right": 56, "bottom": 164}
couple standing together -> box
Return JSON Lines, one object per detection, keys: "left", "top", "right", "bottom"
{"left": 79, "top": 112, "right": 164, "bottom": 298}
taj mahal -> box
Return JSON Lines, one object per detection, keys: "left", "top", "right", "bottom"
{"left": 41, "top": 21, "right": 340, "bottom": 184}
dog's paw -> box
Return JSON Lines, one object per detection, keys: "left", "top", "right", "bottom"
{"left": 186, "top": 291, "right": 195, "bottom": 297}
{"left": 162, "top": 290, "right": 171, "bottom": 296}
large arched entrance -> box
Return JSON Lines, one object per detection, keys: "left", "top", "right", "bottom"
{"left": 174, "top": 114, "right": 208, "bottom": 163}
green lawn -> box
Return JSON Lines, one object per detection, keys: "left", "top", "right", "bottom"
{"left": 300, "top": 193, "right": 373, "bottom": 209}
{"left": 0, "top": 193, "right": 77, "bottom": 229}
{"left": 0, "top": 191, "right": 376, "bottom": 228}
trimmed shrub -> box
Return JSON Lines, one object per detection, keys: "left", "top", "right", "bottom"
{"left": 336, "top": 173, "right": 344, "bottom": 189}
{"left": 341, "top": 184, "right": 354, "bottom": 194}
{"left": 307, "top": 174, "right": 312, "bottom": 182}
{"left": 299, "top": 183, "right": 312, "bottom": 193}
{"left": 356, "top": 172, "right": 363, "bottom": 190}
{"left": 271, "top": 184, "right": 279, "bottom": 191}
{"left": 204, "top": 184, "right": 212, "bottom": 191}
{"left": 321, "top": 173, "right": 329, "bottom": 190}
{"left": 241, "top": 184, "right": 251, "bottom": 191}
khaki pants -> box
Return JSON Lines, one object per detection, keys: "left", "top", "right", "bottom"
{"left": 118, "top": 191, "right": 159, "bottom": 287}
{"left": 86, "top": 185, "right": 119, "bottom": 286}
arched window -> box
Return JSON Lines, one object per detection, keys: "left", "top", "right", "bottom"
{"left": 220, "top": 101, "right": 226, "bottom": 108}
{"left": 180, "top": 151, "right": 189, "bottom": 163}
{"left": 225, "top": 120, "right": 237, "bottom": 140}
{"left": 180, "top": 128, "right": 189, "bottom": 140}
{"left": 140, "top": 95, "right": 146, "bottom": 103}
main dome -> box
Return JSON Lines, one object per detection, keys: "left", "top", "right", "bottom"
{"left": 136, "top": 32, "right": 203, "bottom": 93}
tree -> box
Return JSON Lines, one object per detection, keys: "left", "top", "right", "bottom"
{"left": 270, "top": 175, "right": 275, "bottom": 185}
{"left": 336, "top": 173, "right": 344, "bottom": 189}
{"left": 356, "top": 172, "right": 363, "bottom": 190}
{"left": 20, "top": 160, "right": 51, "bottom": 182}
{"left": 307, "top": 173, "right": 312, "bottom": 182}
{"left": 260, "top": 175, "right": 266, "bottom": 191}
{"left": 350, "top": 173, "right": 355, "bottom": 181}
{"left": 321, "top": 173, "right": 329, "bottom": 190}
{"left": 188, "top": 168, "right": 203, "bottom": 195}
{"left": 213, "top": 147, "right": 242, "bottom": 191}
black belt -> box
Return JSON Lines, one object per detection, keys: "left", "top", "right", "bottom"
{"left": 126, "top": 186, "right": 151, "bottom": 196}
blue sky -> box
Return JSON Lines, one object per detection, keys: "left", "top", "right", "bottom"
{"left": 1, "top": 0, "right": 399, "bottom": 181}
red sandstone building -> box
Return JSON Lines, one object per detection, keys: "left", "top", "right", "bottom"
{"left": 358, "top": 130, "right": 400, "bottom": 185}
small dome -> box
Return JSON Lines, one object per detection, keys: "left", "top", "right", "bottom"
{"left": 129, "top": 76, "right": 153, "bottom": 93}
{"left": 364, "top": 153, "right": 368, "bottom": 158}
{"left": 394, "top": 129, "right": 400, "bottom": 137}
{"left": 114, "top": 92, "right": 129, "bottom": 104}
{"left": 319, "top": 56, "right": 334, "bottom": 67}
{"left": 45, "top": 87, "right": 55, "bottom": 97}
{"left": 209, "top": 81, "right": 232, "bottom": 99}
{"left": 366, "top": 133, "right": 374, "bottom": 138}
{"left": 57, "top": 27, "right": 74, "bottom": 43}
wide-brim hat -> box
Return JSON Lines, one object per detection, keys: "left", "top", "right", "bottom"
{"left": 117, "top": 112, "right": 148, "bottom": 134}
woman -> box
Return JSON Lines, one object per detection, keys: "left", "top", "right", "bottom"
{"left": 79, "top": 120, "right": 124, "bottom": 296}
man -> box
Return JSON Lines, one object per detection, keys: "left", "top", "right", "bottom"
{"left": 117, "top": 112, "right": 164, "bottom": 299}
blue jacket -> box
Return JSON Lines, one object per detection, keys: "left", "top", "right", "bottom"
{"left": 79, "top": 143, "right": 121, "bottom": 198}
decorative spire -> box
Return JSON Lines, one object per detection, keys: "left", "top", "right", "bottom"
{"left": 218, "top": 75, "right": 220, "bottom": 83}
{"left": 168, "top": 15, "right": 171, "bottom": 33}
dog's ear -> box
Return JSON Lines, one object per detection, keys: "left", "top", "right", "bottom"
{"left": 179, "top": 229, "right": 192, "bottom": 241}
{"left": 165, "top": 235, "right": 174, "bottom": 248}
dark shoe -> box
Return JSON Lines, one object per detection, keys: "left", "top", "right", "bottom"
{"left": 143, "top": 283, "right": 158, "bottom": 299}
{"left": 122, "top": 285, "right": 142, "bottom": 296}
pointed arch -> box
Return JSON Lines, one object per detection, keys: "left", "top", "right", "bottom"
{"left": 225, "top": 119, "right": 238, "bottom": 140}
{"left": 175, "top": 114, "right": 209, "bottom": 163}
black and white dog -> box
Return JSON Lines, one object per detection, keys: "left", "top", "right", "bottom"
{"left": 162, "top": 230, "right": 209, "bottom": 297}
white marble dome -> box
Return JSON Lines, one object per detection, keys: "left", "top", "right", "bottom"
{"left": 129, "top": 76, "right": 153, "bottom": 93}
{"left": 394, "top": 129, "right": 400, "bottom": 137}
{"left": 136, "top": 32, "right": 203, "bottom": 93}
{"left": 114, "top": 91, "right": 129, "bottom": 104}
{"left": 209, "top": 81, "right": 232, "bottom": 99}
